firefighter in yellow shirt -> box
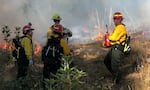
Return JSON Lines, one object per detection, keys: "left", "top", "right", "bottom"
{"left": 17, "top": 23, "right": 34, "bottom": 78}
{"left": 42, "top": 24, "right": 70, "bottom": 83}
{"left": 104, "top": 12, "right": 127, "bottom": 84}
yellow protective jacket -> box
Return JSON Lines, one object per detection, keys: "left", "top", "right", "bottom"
{"left": 21, "top": 35, "right": 33, "bottom": 60}
{"left": 108, "top": 24, "right": 127, "bottom": 45}
{"left": 47, "top": 28, "right": 70, "bottom": 55}
{"left": 46, "top": 27, "right": 59, "bottom": 45}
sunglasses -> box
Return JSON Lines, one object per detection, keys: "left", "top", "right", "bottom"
{"left": 54, "top": 20, "right": 60, "bottom": 22}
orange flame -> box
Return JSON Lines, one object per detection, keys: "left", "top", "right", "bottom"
{"left": 34, "top": 40, "right": 42, "bottom": 56}
{"left": 0, "top": 40, "right": 42, "bottom": 56}
{"left": 0, "top": 41, "right": 13, "bottom": 51}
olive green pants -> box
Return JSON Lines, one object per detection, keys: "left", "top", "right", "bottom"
{"left": 104, "top": 47, "right": 124, "bottom": 78}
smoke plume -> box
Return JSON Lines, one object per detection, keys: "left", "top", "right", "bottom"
{"left": 0, "top": 0, "right": 150, "bottom": 44}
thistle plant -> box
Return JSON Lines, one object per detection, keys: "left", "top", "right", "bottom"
{"left": 1, "top": 26, "right": 21, "bottom": 62}
{"left": 14, "top": 27, "right": 21, "bottom": 39}
{"left": 1, "top": 25, "right": 12, "bottom": 56}
{"left": 1, "top": 25, "right": 11, "bottom": 44}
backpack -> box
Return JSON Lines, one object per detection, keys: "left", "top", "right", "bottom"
{"left": 42, "top": 37, "right": 63, "bottom": 61}
{"left": 12, "top": 36, "right": 30, "bottom": 64}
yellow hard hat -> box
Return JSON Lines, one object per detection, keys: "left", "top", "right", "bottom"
{"left": 52, "top": 13, "right": 62, "bottom": 20}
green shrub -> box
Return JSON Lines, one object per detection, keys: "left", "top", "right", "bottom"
{"left": 44, "top": 55, "right": 87, "bottom": 90}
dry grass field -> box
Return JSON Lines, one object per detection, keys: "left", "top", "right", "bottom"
{"left": 0, "top": 38, "right": 150, "bottom": 90}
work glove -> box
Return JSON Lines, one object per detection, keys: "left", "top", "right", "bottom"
{"left": 29, "top": 60, "right": 33, "bottom": 66}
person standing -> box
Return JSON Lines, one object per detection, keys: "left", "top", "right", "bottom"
{"left": 42, "top": 23, "right": 70, "bottom": 80}
{"left": 104, "top": 12, "right": 127, "bottom": 84}
{"left": 17, "top": 23, "right": 34, "bottom": 78}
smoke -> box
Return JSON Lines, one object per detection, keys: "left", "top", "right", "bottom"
{"left": 0, "top": 0, "right": 150, "bottom": 44}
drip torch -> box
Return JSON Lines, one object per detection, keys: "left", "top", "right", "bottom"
{"left": 103, "top": 24, "right": 111, "bottom": 47}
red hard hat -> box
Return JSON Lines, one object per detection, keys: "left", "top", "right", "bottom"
{"left": 53, "top": 24, "right": 63, "bottom": 33}
{"left": 113, "top": 12, "right": 123, "bottom": 19}
{"left": 22, "top": 24, "right": 34, "bottom": 34}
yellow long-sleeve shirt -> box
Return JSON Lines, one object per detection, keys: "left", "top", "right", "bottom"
{"left": 21, "top": 35, "right": 33, "bottom": 60}
{"left": 60, "top": 38, "right": 70, "bottom": 55}
{"left": 108, "top": 24, "right": 127, "bottom": 45}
